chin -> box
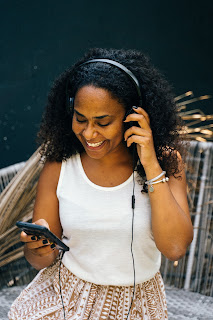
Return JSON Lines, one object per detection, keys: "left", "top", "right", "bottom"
{"left": 85, "top": 150, "right": 107, "bottom": 159}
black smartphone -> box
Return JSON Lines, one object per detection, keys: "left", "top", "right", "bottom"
{"left": 16, "top": 221, "right": 69, "bottom": 251}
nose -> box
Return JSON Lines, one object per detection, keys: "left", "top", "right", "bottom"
{"left": 82, "top": 122, "right": 98, "bottom": 140}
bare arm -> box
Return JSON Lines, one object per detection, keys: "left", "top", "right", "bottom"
{"left": 124, "top": 107, "right": 193, "bottom": 261}
{"left": 21, "top": 161, "right": 62, "bottom": 270}
{"left": 144, "top": 158, "right": 193, "bottom": 261}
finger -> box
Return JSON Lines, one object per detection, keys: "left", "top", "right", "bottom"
{"left": 20, "top": 231, "right": 40, "bottom": 243}
{"left": 126, "top": 135, "right": 152, "bottom": 148}
{"left": 26, "top": 238, "right": 53, "bottom": 249}
{"left": 124, "top": 107, "right": 150, "bottom": 125}
{"left": 124, "top": 113, "right": 150, "bottom": 131}
{"left": 20, "top": 231, "right": 43, "bottom": 243}
{"left": 30, "top": 244, "right": 57, "bottom": 257}
{"left": 133, "top": 107, "right": 150, "bottom": 125}
{"left": 32, "top": 219, "right": 50, "bottom": 230}
{"left": 124, "top": 126, "right": 149, "bottom": 142}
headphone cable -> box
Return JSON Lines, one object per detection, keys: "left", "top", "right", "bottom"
{"left": 126, "top": 144, "right": 136, "bottom": 319}
{"left": 59, "top": 250, "right": 66, "bottom": 320}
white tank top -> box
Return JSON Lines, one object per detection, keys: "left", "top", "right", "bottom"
{"left": 57, "top": 154, "right": 161, "bottom": 286}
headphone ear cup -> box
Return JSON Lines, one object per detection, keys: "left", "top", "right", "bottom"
{"left": 124, "top": 106, "right": 139, "bottom": 131}
{"left": 67, "top": 97, "right": 74, "bottom": 116}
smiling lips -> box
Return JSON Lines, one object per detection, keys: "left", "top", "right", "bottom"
{"left": 86, "top": 140, "right": 105, "bottom": 148}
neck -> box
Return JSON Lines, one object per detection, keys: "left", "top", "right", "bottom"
{"left": 81, "top": 143, "right": 133, "bottom": 168}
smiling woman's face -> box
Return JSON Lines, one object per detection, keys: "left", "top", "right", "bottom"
{"left": 72, "top": 85, "right": 127, "bottom": 160}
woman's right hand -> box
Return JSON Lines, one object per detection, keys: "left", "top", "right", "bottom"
{"left": 20, "top": 219, "right": 56, "bottom": 257}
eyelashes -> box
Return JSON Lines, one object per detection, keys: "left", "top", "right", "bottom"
{"left": 75, "top": 118, "right": 111, "bottom": 127}
{"left": 75, "top": 118, "right": 86, "bottom": 123}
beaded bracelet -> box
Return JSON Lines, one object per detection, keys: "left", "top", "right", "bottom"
{"left": 147, "top": 177, "right": 169, "bottom": 192}
{"left": 145, "top": 171, "right": 166, "bottom": 185}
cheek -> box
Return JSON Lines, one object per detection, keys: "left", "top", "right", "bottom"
{"left": 110, "top": 124, "right": 125, "bottom": 142}
{"left": 72, "top": 119, "right": 125, "bottom": 141}
{"left": 72, "top": 119, "right": 82, "bottom": 135}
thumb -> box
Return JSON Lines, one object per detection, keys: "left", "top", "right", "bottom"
{"left": 32, "top": 219, "right": 50, "bottom": 230}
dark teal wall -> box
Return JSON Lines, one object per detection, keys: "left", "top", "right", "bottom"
{"left": 0, "top": 0, "right": 212, "bottom": 168}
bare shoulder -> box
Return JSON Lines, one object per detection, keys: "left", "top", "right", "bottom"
{"left": 38, "top": 161, "right": 62, "bottom": 190}
{"left": 33, "top": 161, "right": 62, "bottom": 236}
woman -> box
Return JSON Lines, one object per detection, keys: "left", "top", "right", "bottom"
{"left": 9, "top": 48, "right": 193, "bottom": 320}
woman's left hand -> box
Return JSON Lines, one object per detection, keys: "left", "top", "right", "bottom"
{"left": 124, "top": 107, "right": 157, "bottom": 169}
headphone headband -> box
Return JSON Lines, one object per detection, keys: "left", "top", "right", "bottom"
{"left": 67, "top": 58, "right": 143, "bottom": 114}
{"left": 80, "top": 59, "right": 142, "bottom": 107}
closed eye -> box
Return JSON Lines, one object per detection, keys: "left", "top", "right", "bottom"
{"left": 76, "top": 118, "right": 86, "bottom": 123}
{"left": 98, "top": 122, "right": 111, "bottom": 127}
{"left": 76, "top": 118, "right": 111, "bottom": 127}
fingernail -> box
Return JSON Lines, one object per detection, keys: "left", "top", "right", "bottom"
{"left": 42, "top": 239, "right": 48, "bottom": 244}
{"left": 133, "top": 106, "right": 138, "bottom": 109}
{"left": 31, "top": 236, "right": 36, "bottom": 241}
{"left": 51, "top": 243, "right": 56, "bottom": 249}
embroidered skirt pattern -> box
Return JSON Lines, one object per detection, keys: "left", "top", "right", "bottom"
{"left": 8, "top": 261, "right": 168, "bottom": 320}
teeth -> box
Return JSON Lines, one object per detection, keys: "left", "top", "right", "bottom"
{"left": 87, "top": 141, "right": 104, "bottom": 147}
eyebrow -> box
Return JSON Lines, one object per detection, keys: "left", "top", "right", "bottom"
{"left": 74, "top": 109, "right": 111, "bottom": 119}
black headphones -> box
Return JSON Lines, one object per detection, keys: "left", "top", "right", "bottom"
{"left": 66, "top": 58, "right": 143, "bottom": 115}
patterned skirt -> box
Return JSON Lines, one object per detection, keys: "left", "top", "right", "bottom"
{"left": 8, "top": 260, "right": 168, "bottom": 320}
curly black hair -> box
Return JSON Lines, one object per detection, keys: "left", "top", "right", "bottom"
{"left": 37, "top": 48, "right": 185, "bottom": 191}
